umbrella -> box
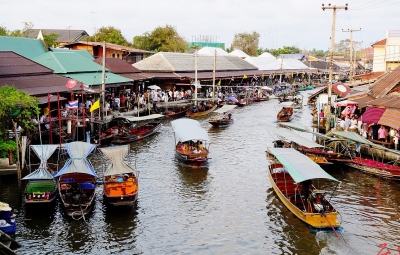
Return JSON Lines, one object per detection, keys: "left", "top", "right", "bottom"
{"left": 148, "top": 85, "right": 161, "bottom": 90}
{"left": 332, "top": 83, "right": 351, "bottom": 97}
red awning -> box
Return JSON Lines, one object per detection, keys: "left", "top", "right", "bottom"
{"left": 360, "top": 107, "right": 385, "bottom": 124}
{"left": 378, "top": 108, "right": 400, "bottom": 130}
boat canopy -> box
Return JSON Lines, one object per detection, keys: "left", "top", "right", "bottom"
{"left": 54, "top": 141, "right": 97, "bottom": 178}
{"left": 278, "top": 122, "right": 312, "bottom": 132}
{"left": 267, "top": 126, "right": 324, "bottom": 148}
{"left": 279, "top": 102, "right": 295, "bottom": 107}
{"left": 171, "top": 118, "right": 210, "bottom": 143}
{"left": 98, "top": 145, "right": 136, "bottom": 176}
{"left": 332, "top": 131, "right": 400, "bottom": 155}
{"left": 22, "top": 145, "right": 58, "bottom": 180}
{"left": 213, "top": 105, "right": 237, "bottom": 114}
{"left": 268, "top": 148, "right": 340, "bottom": 183}
{"left": 122, "top": 114, "right": 164, "bottom": 122}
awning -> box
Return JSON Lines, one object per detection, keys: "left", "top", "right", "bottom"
{"left": 36, "top": 95, "right": 67, "bottom": 105}
{"left": 98, "top": 145, "right": 136, "bottom": 176}
{"left": 213, "top": 105, "right": 237, "bottom": 114}
{"left": 267, "top": 148, "right": 339, "bottom": 183}
{"left": 360, "top": 107, "right": 385, "bottom": 124}
{"left": 378, "top": 108, "right": 400, "bottom": 130}
{"left": 121, "top": 114, "right": 164, "bottom": 122}
{"left": 267, "top": 126, "right": 324, "bottom": 148}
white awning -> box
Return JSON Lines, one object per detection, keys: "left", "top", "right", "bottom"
{"left": 22, "top": 145, "right": 58, "bottom": 180}
{"left": 122, "top": 114, "right": 164, "bottom": 122}
{"left": 213, "top": 105, "right": 237, "bottom": 114}
{"left": 98, "top": 145, "right": 136, "bottom": 176}
{"left": 171, "top": 118, "right": 210, "bottom": 143}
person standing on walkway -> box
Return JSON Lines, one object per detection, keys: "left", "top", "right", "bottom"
{"left": 378, "top": 125, "right": 386, "bottom": 142}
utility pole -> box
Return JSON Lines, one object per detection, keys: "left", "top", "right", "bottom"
{"left": 342, "top": 28, "right": 361, "bottom": 87}
{"left": 322, "top": 3, "right": 348, "bottom": 132}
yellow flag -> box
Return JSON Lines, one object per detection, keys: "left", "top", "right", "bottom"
{"left": 217, "top": 80, "right": 221, "bottom": 86}
{"left": 243, "top": 75, "right": 248, "bottom": 79}
{"left": 90, "top": 99, "right": 100, "bottom": 112}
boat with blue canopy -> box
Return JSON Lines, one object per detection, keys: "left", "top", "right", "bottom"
{"left": 266, "top": 147, "right": 342, "bottom": 230}
{"left": 54, "top": 141, "right": 97, "bottom": 219}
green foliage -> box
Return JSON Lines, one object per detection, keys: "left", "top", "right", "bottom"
{"left": 0, "top": 139, "right": 16, "bottom": 161}
{"left": 21, "top": 22, "right": 34, "bottom": 38}
{"left": 43, "top": 32, "right": 59, "bottom": 48}
{"left": 9, "top": 30, "right": 21, "bottom": 37}
{"left": 0, "top": 26, "right": 8, "bottom": 36}
{"left": 132, "top": 25, "right": 188, "bottom": 53}
{"left": 230, "top": 31, "right": 260, "bottom": 56}
{"left": 334, "top": 39, "right": 362, "bottom": 57}
{"left": 309, "top": 48, "right": 328, "bottom": 57}
{"left": 266, "top": 45, "right": 301, "bottom": 57}
{"left": 86, "top": 26, "right": 129, "bottom": 46}
{"left": 0, "top": 86, "right": 40, "bottom": 139}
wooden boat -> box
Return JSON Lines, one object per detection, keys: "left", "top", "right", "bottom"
{"left": 98, "top": 145, "right": 139, "bottom": 206}
{"left": 268, "top": 126, "right": 333, "bottom": 166}
{"left": 90, "top": 119, "right": 118, "bottom": 147}
{"left": 54, "top": 142, "right": 97, "bottom": 219}
{"left": 0, "top": 202, "right": 16, "bottom": 235}
{"left": 333, "top": 131, "right": 400, "bottom": 179}
{"left": 186, "top": 103, "right": 217, "bottom": 117}
{"left": 277, "top": 102, "right": 294, "bottom": 122}
{"left": 23, "top": 145, "right": 59, "bottom": 205}
{"left": 164, "top": 106, "right": 191, "bottom": 118}
{"left": 266, "top": 148, "right": 341, "bottom": 230}
{"left": 208, "top": 105, "right": 237, "bottom": 127}
{"left": 112, "top": 122, "right": 161, "bottom": 145}
{"left": 171, "top": 118, "right": 211, "bottom": 167}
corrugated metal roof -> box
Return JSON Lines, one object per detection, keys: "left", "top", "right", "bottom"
{"left": 352, "top": 95, "right": 375, "bottom": 108}
{"left": 366, "top": 95, "right": 400, "bottom": 109}
{"left": 26, "top": 29, "right": 89, "bottom": 42}
{"left": 198, "top": 47, "right": 230, "bottom": 56}
{"left": 33, "top": 51, "right": 104, "bottom": 73}
{"left": 245, "top": 57, "right": 280, "bottom": 70}
{"left": 277, "top": 54, "right": 306, "bottom": 60}
{"left": 370, "top": 66, "right": 400, "bottom": 98}
{"left": 93, "top": 58, "right": 141, "bottom": 73}
{"left": 229, "top": 49, "right": 250, "bottom": 58}
{"left": 259, "top": 52, "right": 275, "bottom": 58}
{"left": 133, "top": 52, "right": 257, "bottom": 72}
{"left": 65, "top": 72, "right": 132, "bottom": 86}
{"left": 0, "top": 74, "right": 79, "bottom": 95}
{"left": 0, "top": 51, "right": 53, "bottom": 76}
{"left": 50, "top": 48, "right": 94, "bottom": 60}
{"left": 302, "top": 60, "right": 340, "bottom": 71}
{"left": 119, "top": 73, "right": 156, "bottom": 80}
{"left": 0, "top": 36, "right": 47, "bottom": 59}
{"left": 61, "top": 41, "right": 153, "bottom": 54}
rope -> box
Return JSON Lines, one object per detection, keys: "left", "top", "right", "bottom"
{"left": 324, "top": 214, "right": 346, "bottom": 245}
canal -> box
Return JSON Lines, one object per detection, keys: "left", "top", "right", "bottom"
{"left": 1, "top": 90, "right": 399, "bottom": 255}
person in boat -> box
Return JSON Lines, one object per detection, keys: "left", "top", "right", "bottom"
{"left": 228, "top": 113, "right": 232, "bottom": 120}
{"left": 300, "top": 179, "right": 312, "bottom": 199}
{"left": 222, "top": 112, "right": 227, "bottom": 120}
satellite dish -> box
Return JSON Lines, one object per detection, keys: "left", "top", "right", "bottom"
{"left": 66, "top": 79, "right": 77, "bottom": 89}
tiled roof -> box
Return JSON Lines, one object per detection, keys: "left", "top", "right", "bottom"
{"left": 93, "top": 58, "right": 141, "bottom": 73}
{"left": 366, "top": 94, "right": 400, "bottom": 109}
{"left": 133, "top": 52, "right": 257, "bottom": 72}
{"left": 352, "top": 95, "right": 375, "bottom": 108}
{"left": 370, "top": 66, "right": 400, "bottom": 98}
{"left": 0, "top": 51, "right": 52, "bottom": 76}
{"left": 371, "top": 39, "right": 386, "bottom": 47}
{"left": 0, "top": 36, "right": 47, "bottom": 59}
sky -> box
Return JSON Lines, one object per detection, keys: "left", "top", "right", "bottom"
{"left": 1, "top": 0, "right": 399, "bottom": 52}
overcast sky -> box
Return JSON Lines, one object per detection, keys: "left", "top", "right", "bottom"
{"left": 1, "top": 0, "right": 399, "bottom": 51}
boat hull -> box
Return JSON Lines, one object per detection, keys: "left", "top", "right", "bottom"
{"left": 277, "top": 107, "right": 293, "bottom": 122}
{"left": 345, "top": 158, "right": 400, "bottom": 180}
{"left": 175, "top": 151, "right": 208, "bottom": 167}
{"left": 208, "top": 119, "right": 233, "bottom": 127}
{"left": 103, "top": 175, "right": 139, "bottom": 206}
{"left": 268, "top": 164, "right": 340, "bottom": 229}
{"left": 186, "top": 105, "right": 217, "bottom": 117}
{"left": 112, "top": 122, "right": 161, "bottom": 145}
{"left": 24, "top": 180, "right": 58, "bottom": 205}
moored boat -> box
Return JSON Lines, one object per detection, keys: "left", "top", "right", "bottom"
{"left": 266, "top": 147, "right": 341, "bottom": 230}
{"left": 186, "top": 102, "right": 217, "bottom": 117}
{"left": 54, "top": 142, "right": 97, "bottom": 219}
{"left": 23, "top": 145, "right": 59, "bottom": 205}
{"left": 112, "top": 122, "right": 161, "bottom": 145}
{"left": 98, "top": 145, "right": 139, "bottom": 206}
{"left": 171, "top": 118, "right": 211, "bottom": 167}
{"left": 0, "top": 202, "right": 16, "bottom": 235}
{"left": 164, "top": 106, "right": 192, "bottom": 118}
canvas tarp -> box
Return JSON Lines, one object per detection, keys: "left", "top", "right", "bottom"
{"left": 267, "top": 126, "right": 324, "bottom": 148}
{"left": 171, "top": 119, "right": 210, "bottom": 143}
{"left": 98, "top": 145, "right": 136, "bottom": 176}
{"left": 22, "top": 145, "right": 58, "bottom": 180}
{"left": 360, "top": 107, "right": 385, "bottom": 124}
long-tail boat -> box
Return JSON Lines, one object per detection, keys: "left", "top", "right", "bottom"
{"left": 266, "top": 147, "right": 342, "bottom": 230}
{"left": 208, "top": 105, "right": 237, "bottom": 127}
{"left": 23, "top": 145, "right": 59, "bottom": 205}
{"left": 54, "top": 142, "right": 97, "bottom": 219}
{"left": 171, "top": 118, "right": 211, "bottom": 167}
{"left": 277, "top": 102, "right": 294, "bottom": 122}
{"left": 98, "top": 145, "right": 139, "bottom": 206}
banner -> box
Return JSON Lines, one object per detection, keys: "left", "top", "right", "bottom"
{"left": 90, "top": 99, "right": 100, "bottom": 112}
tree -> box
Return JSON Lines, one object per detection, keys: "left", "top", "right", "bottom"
{"left": 334, "top": 39, "right": 362, "bottom": 57}
{"left": 0, "top": 85, "right": 40, "bottom": 140}
{"left": 132, "top": 25, "right": 188, "bottom": 53}
{"left": 21, "top": 22, "right": 34, "bottom": 38}
{"left": 266, "top": 46, "right": 301, "bottom": 57}
{"left": 230, "top": 31, "right": 260, "bottom": 56}
{"left": 0, "top": 26, "right": 7, "bottom": 36}
{"left": 308, "top": 48, "right": 328, "bottom": 57}
{"left": 86, "top": 26, "right": 129, "bottom": 46}
{"left": 43, "top": 32, "right": 59, "bottom": 48}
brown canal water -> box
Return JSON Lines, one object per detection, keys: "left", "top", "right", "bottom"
{"left": 1, "top": 90, "right": 400, "bottom": 255}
